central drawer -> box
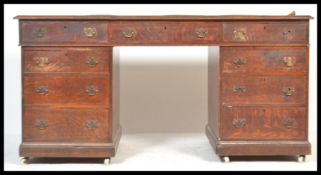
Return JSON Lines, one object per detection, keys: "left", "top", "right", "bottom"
{"left": 180, "top": 22, "right": 222, "bottom": 43}
{"left": 23, "top": 75, "right": 111, "bottom": 107}
{"left": 108, "top": 21, "right": 222, "bottom": 44}
{"left": 108, "top": 21, "right": 180, "bottom": 43}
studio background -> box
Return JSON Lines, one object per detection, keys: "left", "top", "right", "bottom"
{"left": 4, "top": 4, "right": 317, "bottom": 171}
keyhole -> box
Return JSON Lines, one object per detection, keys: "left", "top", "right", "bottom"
{"left": 164, "top": 26, "right": 167, "bottom": 30}
{"left": 263, "top": 26, "right": 266, "bottom": 30}
{"left": 63, "top": 26, "right": 67, "bottom": 29}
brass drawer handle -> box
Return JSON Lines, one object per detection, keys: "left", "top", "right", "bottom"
{"left": 122, "top": 29, "right": 135, "bottom": 38}
{"left": 282, "top": 87, "right": 295, "bottom": 97}
{"left": 195, "top": 28, "right": 208, "bottom": 38}
{"left": 233, "top": 58, "right": 246, "bottom": 65}
{"left": 33, "top": 28, "right": 46, "bottom": 38}
{"left": 83, "top": 27, "right": 97, "bottom": 37}
{"left": 233, "top": 86, "right": 246, "bottom": 95}
{"left": 86, "top": 58, "right": 99, "bottom": 67}
{"left": 282, "top": 30, "right": 293, "bottom": 41}
{"left": 35, "top": 86, "right": 49, "bottom": 95}
{"left": 232, "top": 118, "right": 246, "bottom": 128}
{"left": 282, "top": 118, "right": 295, "bottom": 129}
{"left": 233, "top": 27, "right": 248, "bottom": 41}
{"left": 283, "top": 57, "right": 296, "bottom": 67}
{"left": 86, "top": 86, "right": 99, "bottom": 95}
{"left": 35, "top": 119, "right": 48, "bottom": 130}
{"left": 34, "top": 57, "right": 49, "bottom": 67}
{"left": 85, "top": 120, "right": 99, "bottom": 129}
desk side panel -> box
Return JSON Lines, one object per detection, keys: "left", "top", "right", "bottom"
{"left": 112, "top": 47, "right": 121, "bottom": 145}
{"left": 207, "top": 46, "right": 220, "bottom": 138}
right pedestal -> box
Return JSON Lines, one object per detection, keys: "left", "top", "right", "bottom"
{"left": 207, "top": 46, "right": 311, "bottom": 161}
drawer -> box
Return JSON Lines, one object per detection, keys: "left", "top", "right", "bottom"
{"left": 221, "top": 76, "right": 307, "bottom": 105}
{"left": 180, "top": 22, "right": 222, "bottom": 43}
{"left": 23, "top": 47, "right": 112, "bottom": 73}
{"left": 220, "top": 106, "right": 307, "bottom": 140}
{"left": 23, "top": 107, "right": 111, "bottom": 142}
{"left": 221, "top": 47, "right": 307, "bottom": 75}
{"left": 223, "top": 22, "right": 308, "bottom": 44}
{"left": 108, "top": 21, "right": 180, "bottom": 43}
{"left": 20, "top": 21, "right": 108, "bottom": 44}
{"left": 23, "top": 75, "right": 111, "bottom": 107}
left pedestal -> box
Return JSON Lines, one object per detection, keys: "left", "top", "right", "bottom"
{"left": 19, "top": 46, "right": 121, "bottom": 163}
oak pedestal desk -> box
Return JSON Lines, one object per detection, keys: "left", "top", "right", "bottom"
{"left": 15, "top": 14, "right": 312, "bottom": 164}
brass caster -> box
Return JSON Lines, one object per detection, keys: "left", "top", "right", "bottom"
{"left": 297, "top": 155, "right": 305, "bottom": 163}
{"left": 20, "top": 157, "right": 28, "bottom": 165}
{"left": 223, "top": 156, "right": 230, "bottom": 163}
{"left": 104, "top": 158, "right": 110, "bottom": 165}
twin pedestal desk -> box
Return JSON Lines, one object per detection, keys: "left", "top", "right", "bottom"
{"left": 15, "top": 14, "right": 312, "bottom": 164}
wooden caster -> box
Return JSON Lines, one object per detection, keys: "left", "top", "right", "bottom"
{"left": 20, "top": 157, "right": 28, "bottom": 165}
{"left": 297, "top": 155, "right": 305, "bottom": 163}
{"left": 104, "top": 158, "right": 110, "bottom": 165}
{"left": 222, "top": 156, "right": 230, "bottom": 163}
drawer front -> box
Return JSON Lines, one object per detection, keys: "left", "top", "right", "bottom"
{"left": 220, "top": 106, "right": 307, "bottom": 140}
{"left": 24, "top": 75, "right": 111, "bottom": 106}
{"left": 108, "top": 21, "right": 180, "bottom": 43}
{"left": 221, "top": 47, "right": 307, "bottom": 75}
{"left": 221, "top": 76, "right": 307, "bottom": 105}
{"left": 23, "top": 47, "right": 112, "bottom": 73}
{"left": 180, "top": 22, "right": 222, "bottom": 43}
{"left": 23, "top": 108, "right": 111, "bottom": 142}
{"left": 223, "top": 22, "right": 308, "bottom": 44}
{"left": 21, "top": 21, "right": 108, "bottom": 44}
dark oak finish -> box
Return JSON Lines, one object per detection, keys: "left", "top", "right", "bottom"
{"left": 108, "top": 21, "right": 181, "bottom": 44}
{"left": 220, "top": 106, "right": 307, "bottom": 140}
{"left": 108, "top": 21, "right": 223, "bottom": 44}
{"left": 19, "top": 37, "right": 117, "bottom": 158}
{"left": 206, "top": 125, "right": 311, "bottom": 156}
{"left": 223, "top": 22, "right": 308, "bottom": 44}
{"left": 181, "top": 22, "right": 222, "bottom": 43}
{"left": 20, "top": 142, "right": 118, "bottom": 157}
{"left": 23, "top": 47, "right": 112, "bottom": 73}
{"left": 23, "top": 75, "right": 111, "bottom": 106}
{"left": 221, "top": 47, "right": 308, "bottom": 75}
{"left": 18, "top": 20, "right": 309, "bottom": 46}
{"left": 14, "top": 15, "right": 313, "bottom": 20}
{"left": 221, "top": 76, "right": 307, "bottom": 105}
{"left": 16, "top": 14, "right": 311, "bottom": 162}
{"left": 111, "top": 47, "right": 121, "bottom": 145}
{"left": 23, "top": 107, "right": 112, "bottom": 142}
{"left": 21, "top": 21, "right": 108, "bottom": 44}
{"left": 208, "top": 44, "right": 309, "bottom": 157}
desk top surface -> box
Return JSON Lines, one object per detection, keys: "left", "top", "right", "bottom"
{"left": 14, "top": 15, "right": 313, "bottom": 20}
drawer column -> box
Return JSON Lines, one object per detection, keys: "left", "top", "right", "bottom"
{"left": 206, "top": 46, "right": 311, "bottom": 160}
{"left": 20, "top": 46, "right": 121, "bottom": 160}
